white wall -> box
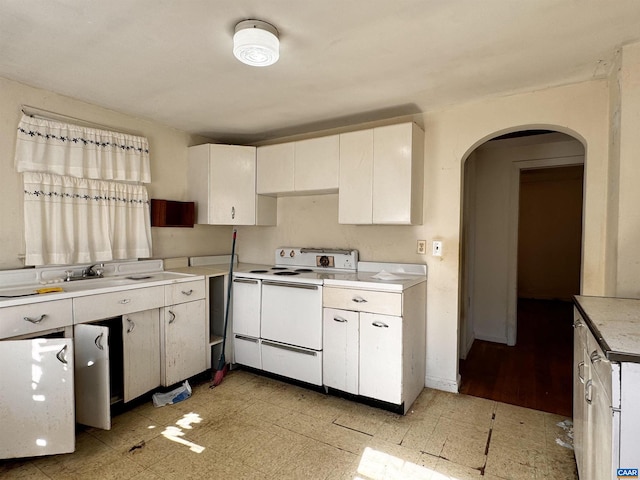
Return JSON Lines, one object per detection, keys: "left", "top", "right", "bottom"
{"left": 0, "top": 77, "right": 233, "bottom": 269}
{"left": 615, "top": 42, "right": 640, "bottom": 297}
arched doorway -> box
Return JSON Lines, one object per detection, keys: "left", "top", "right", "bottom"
{"left": 458, "top": 129, "right": 585, "bottom": 416}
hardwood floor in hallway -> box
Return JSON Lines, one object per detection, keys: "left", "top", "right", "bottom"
{"left": 459, "top": 298, "right": 574, "bottom": 417}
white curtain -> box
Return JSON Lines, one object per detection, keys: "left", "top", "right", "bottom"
{"left": 15, "top": 114, "right": 151, "bottom": 183}
{"left": 23, "top": 172, "right": 152, "bottom": 266}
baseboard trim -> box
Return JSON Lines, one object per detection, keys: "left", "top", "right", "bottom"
{"left": 425, "top": 375, "right": 459, "bottom": 393}
{"left": 474, "top": 333, "right": 508, "bottom": 344}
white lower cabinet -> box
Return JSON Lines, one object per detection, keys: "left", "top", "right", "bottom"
{"left": 0, "top": 337, "right": 75, "bottom": 458}
{"left": 162, "top": 299, "right": 206, "bottom": 386}
{"left": 123, "top": 309, "right": 161, "bottom": 402}
{"left": 75, "top": 310, "right": 162, "bottom": 430}
{"left": 322, "top": 283, "right": 426, "bottom": 413}
{"left": 74, "top": 323, "right": 111, "bottom": 429}
{"left": 573, "top": 306, "right": 634, "bottom": 480}
{"left": 359, "top": 313, "right": 402, "bottom": 404}
{"left": 322, "top": 308, "right": 359, "bottom": 395}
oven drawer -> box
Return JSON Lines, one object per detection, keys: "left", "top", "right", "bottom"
{"left": 323, "top": 287, "right": 402, "bottom": 316}
{"left": 233, "top": 334, "right": 262, "bottom": 369}
{"left": 261, "top": 340, "right": 322, "bottom": 386}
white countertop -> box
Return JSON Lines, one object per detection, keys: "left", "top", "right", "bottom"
{"left": 575, "top": 295, "right": 640, "bottom": 362}
{"left": 322, "top": 271, "right": 426, "bottom": 292}
{"left": 0, "top": 271, "right": 203, "bottom": 308}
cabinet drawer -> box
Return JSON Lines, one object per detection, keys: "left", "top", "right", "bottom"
{"left": 323, "top": 287, "right": 401, "bottom": 316}
{"left": 74, "top": 286, "right": 164, "bottom": 323}
{"left": 0, "top": 299, "right": 73, "bottom": 339}
{"left": 165, "top": 280, "right": 205, "bottom": 305}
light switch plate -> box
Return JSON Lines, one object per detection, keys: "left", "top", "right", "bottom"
{"left": 432, "top": 241, "right": 443, "bottom": 256}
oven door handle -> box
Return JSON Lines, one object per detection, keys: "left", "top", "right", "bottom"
{"left": 263, "top": 280, "right": 319, "bottom": 290}
{"left": 262, "top": 340, "right": 318, "bottom": 356}
{"left": 234, "top": 334, "right": 259, "bottom": 343}
{"left": 233, "top": 278, "right": 259, "bottom": 285}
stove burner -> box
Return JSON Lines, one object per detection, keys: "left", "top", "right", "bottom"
{"left": 271, "top": 267, "right": 287, "bottom": 270}
{"left": 249, "top": 270, "right": 268, "bottom": 273}
{"left": 294, "top": 268, "right": 313, "bottom": 273}
{"left": 274, "top": 271, "right": 299, "bottom": 276}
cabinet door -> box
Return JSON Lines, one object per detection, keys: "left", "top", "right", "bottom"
{"left": 359, "top": 313, "right": 402, "bottom": 404}
{"left": 123, "top": 310, "right": 161, "bottom": 402}
{"left": 209, "top": 145, "right": 257, "bottom": 225}
{"left": 162, "top": 299, "right": 206, "bottom": 386}
{"left": 323, "top": 308, "right": 359, "bottom": 394}
{"left": 572, "top": 315, "right": 588, "bottom": 478}
{"left": 75, "top": 324, "right": 111, "bottom": 430}
{"left": 372, "top": 123, "right": 423, "bottom": 225}
{"left": 338, "top": 129, "right": 373, "bottom": 224}
{"left": 232, "top": 278, "right": 261, "bottom": 337}
{"left": 257, "top": 143, "right": 295, "bottom": 195}
{"left": 590, "top": 367, "right": 614, "bottom": 480}
{"left": 294, "top": 135, "right": 339, "bottom": 193}
{"left": 0, "top": 338, "right": 74, "bottom": 459}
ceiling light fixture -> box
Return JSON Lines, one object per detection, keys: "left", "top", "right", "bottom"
{"left": 233, "top": 19, "right": 279, "bottom": 67}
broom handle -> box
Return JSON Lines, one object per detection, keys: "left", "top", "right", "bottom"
{"left": 220, "top": 229, "right": 236, "bottom": 360}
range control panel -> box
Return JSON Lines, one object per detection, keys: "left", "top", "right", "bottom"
{"left": 275, "top": 248, "right": 358, "bottom": 272}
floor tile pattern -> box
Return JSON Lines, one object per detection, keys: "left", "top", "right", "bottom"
{"left": 1, "top": 370, "right": 578, "bottom": 479}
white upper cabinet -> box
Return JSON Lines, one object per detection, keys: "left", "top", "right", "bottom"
{"left": 339, "top": 122, "right": 424, "bottom": 225}
{"left": 188, "top": 144, "right": 276, "bottom": 225}
{"left": 338, "top": 129, "right": 374, "bottom": 224}
{"left": 256, "top": 135, "right": 339, "bottom": 196}
{"left": 294, "top": 135, "right": 339, "bottom": 193}
{"left": 256, "top": 143, "right": 295, "bottom": 195}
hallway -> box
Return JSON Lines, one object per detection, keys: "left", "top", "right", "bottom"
{"left": 459, "top": 299, "right": 574, "bottom": 417}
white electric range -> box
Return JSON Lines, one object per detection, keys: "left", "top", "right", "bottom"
{"left": 232, "top": 248, "right": 358, "bottom": 385}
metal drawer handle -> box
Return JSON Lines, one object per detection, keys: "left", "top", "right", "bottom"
{"left": 577, "top": 361, "right": 585, "bottom": 383}
{"left": 181, "top": 289, "right": 194, "bottom": 296}
{"left": 23, "top": 314, "right": 47, "bottom": 324}
{"left": 590, "top": 350, "right": 603, "bottom": 363}
{"left": 126, "top": 318, "right": 136, "bottom": 333}
{"left": 333, "top": 316, "right": 348, "bottom": 323}
{"left": 234, "top": 334, "right": 258, "bottom": 343}
{"left": 372, "top": 321, "right": 389, "bottom": 328}
{"left": 585, "top": 379, "right": 593, "bottom": 404}
{"left": 262, "top": 340, "right": 317, "bottom": 356}
{"left": 168, "top": 310, "right": 176, "bottom": 324}
{"left": 95, "top": 333, "right": 104, "bottom": 350}
{"left": 231, "top": 206, "right": 235, "bottom": 219}
{"left": 233, "top": 278, "right": 259, "bottom": 285}
{"left": 119, "top": 298, "right": 131, "bottom": 304}
{"left": 352, "top": 296, "right": 368, "bottom": 303}
{"left": 56, "top": 344, "right": 68, "bottom": 364}
{"left": 263, "top": 280, "right": 319, "bottom": 290}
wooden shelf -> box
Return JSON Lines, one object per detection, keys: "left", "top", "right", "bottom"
{"left": 151, "top": 199, "right": 195, "bottom": 228}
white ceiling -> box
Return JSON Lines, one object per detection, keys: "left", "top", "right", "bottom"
{"left": 2, "top": 1, "right": 640, "bottom": 144}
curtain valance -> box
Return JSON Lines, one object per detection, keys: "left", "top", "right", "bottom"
{"left": 15, "top": 114, "right": 151, "bottom": 183}
{"left": 23, "top": 172, "right": 152, "bottom": 266}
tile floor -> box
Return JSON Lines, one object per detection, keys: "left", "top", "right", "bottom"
{"left": 1, "top": 370, "right": 578, "bottom": 479}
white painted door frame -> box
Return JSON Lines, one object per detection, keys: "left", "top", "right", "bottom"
{"left": 505, "top": 155, "right": 584, "bottom": 344}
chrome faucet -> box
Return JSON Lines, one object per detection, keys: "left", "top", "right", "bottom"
{"left": 83, "top": 263, "right": 105, "bottom": 278}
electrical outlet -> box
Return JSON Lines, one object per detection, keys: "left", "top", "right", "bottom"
{"left": 433, "top": 241, "right": 443, "bottom": 256}
{"left": 417, "top": 240, "right": 426, "bottom": 254}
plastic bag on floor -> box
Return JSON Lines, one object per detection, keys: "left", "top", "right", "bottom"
{"left": 152, "top": 380, "right": 192, "bottom": 407}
